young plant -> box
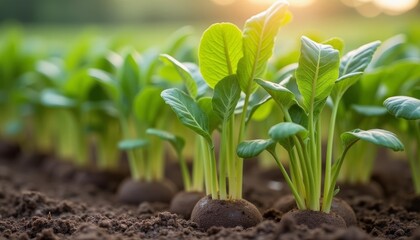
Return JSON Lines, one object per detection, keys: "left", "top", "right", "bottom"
{"left": 161, "top": 1, "right": 291, "bottom": 229}
{"left": 89, "top": 50, "right": 176, "bottom": 204}
{"left": 237, "top": 36, "right": 404, "bottom": 223}
{"left": 384, "top": 96, "right": 420, "bottom": 194}
{"left": 338, "top": 35, "right": 420, "bottom": 184}
{"left": 146, "top": 128, "right": 205, "bottom": 218}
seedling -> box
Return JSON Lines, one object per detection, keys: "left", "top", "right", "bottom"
{"left": 384, "top": 96, "right": 420, "bottom": 194}
{"left": 162, "top": 1, "right": 291, "bottom": 228}
{"left": 237, "top": 36, "right": 404, "bottom": 213}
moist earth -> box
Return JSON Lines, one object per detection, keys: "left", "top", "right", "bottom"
{"left": 0, "top": 147, "right": 419, "bottom": 239}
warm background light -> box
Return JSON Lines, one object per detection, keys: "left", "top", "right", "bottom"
{"left": 212, "top": 0, "right": 236, "bottom": 5}
{"left": 341, "top": 0, "right": 419, "bottom": 16}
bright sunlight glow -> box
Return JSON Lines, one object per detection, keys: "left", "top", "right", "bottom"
{"left": 212, "top": 0, "right": 236, "bottom": 6}
{"left": 374, "top": 0, "right": 419, "bottom": 14}
{"left": 247, "top": 0, "right": 315, "bottom": 7}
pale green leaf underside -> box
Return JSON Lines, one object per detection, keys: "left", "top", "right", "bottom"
{"left": 199, "top": 23, "right": 243, "bottom": 89}
{"left": 340, "top": 41, "right": 381, "bottom": 76}
{"left": 118, "top": 139, "right": 149, "bottom": 150}
{"left": 212, "top": 75, "right": 241, "bottom": 122}
{"left": 296, "top": 36, "right": 340, "bottom": 114}
{"left": 341, "top": 129, "right": 404, "bottom": 152}
{"left": 237, "top": 0, "right": 290, "bottom": 94}
{"left": 255, "top": 78, "right": 296, "bottom": 109}
{"left": 331, "top": 72, "right": 363, "bottom": 100}
{"left": 237, "top": 139, "right": 275, "bottom": 158}
{"left": 269, "top": 122, "right": 308, "bottom": 141}
{"left": 160, "top": 54, "right": 198, "bottom": 99}
{"left": 351, "top": 104, "right": 388, "bottom": 117}
{"left": 384, "top": 96, "right": 420, "bottom": 120}
{"left": 161, "top": 88, "right": 211, "bottom": 143}
{"left": 146, "top": 128, "right": 185, "bottom": 153}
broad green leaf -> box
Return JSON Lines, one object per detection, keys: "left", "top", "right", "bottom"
{"left": 63, "top": 69, "right": 93, "bottom": 102}
{"left": 198, "top": 97, "right": 221, "bottom": 132}
{"left": 235, "top": 91, "right": 271, "bottom": 123}
{"left": 237, "top": 139, "right": 275, "bottom": 158}
{"left": 118, "top": 53, "right": 140, "bottom": 103}
{"left": 370, "top": 34, "right": 405, "bottom": 69}
{"left": 384, "top": 96, "right": 420, "bottom": 120}
{"left": 296, "top": 36, "right": 340, "bottom": 114}
{"left": 39, "top": 89, "right": 75, "bottom": 108}
{"left": 289, "top": 104, "right": 308, "bottom": 127}
{"left": 251, "top": 99, "right": 273, "bottom": 122}
{"left": 163, "top": 26, "right": 194, "bottom": 56}
{"left": 269, "top": 122, "right": 308, "bottom": 141}
{"left": 118, "top": 139, "right": 149, "bottom": 150}
{"left": 255, "top": 78, "right": 296, "bottom": 109}
{"left": 160, "top": 54, "right": 198, "bottom": 98}
{"left": 199, "top": 23, "right": 242, "bottom": 88}
{"left": 340, "top": 41, "right": 380, "bottom": 76}
{"left": 323, "top": 37, "right": 344, "bottom": 55}
{"left": 88, "top": 68, "right": 119, "bottom": 103}
{"left": 351, "top": 105, "right": 388, "bottom": 117}
{"left": 134, "top": 86, "right": 165, "bottom": 127}
{"left": 341, "top": 129, "right": 404, "bottom": 151}
{"left": 161, "top": 88, "right": 212, "bottom": 143}
{"left": 146, "top": 128, "right": 185, "bottom": 154}
{"left": 237, "top": 1, "right": 291, "bottom": 95}
{"left": 212, "top": 75, "right": 241, "bottom": 122}
{"left": 331, "top": 72, "right": 363, "bottom": 100}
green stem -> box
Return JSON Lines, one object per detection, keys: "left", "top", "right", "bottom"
{"left": 268, "top": 149, "right": 305, "bottom": 209}
{"left": 325, "top": 140, "right": 358, "bottom": 212}
{"left": 411, "top": 121, "right": 420, "bottom": 194}
{"left": 208, "top": 142, "right": 219, "bottom": 199}
{"left": 200, "top": 136, "right": 211, "bottom": 196}
{"left": 308, "top": 109, "right": 320, "bottom": 211}
{"left": 120, "top": 117, "right": 142, "bottom": 180}
{"left": 219, "top": 121, "right": 229, "bottom": 200}
{"left": 322, "top": 100, "right": 339, "bottom": 210}
{"left": 234, "top": 94, "right": 251, "bottom": 199}
{"left": 192, "top": 136, "right": 204, "bottom": 192}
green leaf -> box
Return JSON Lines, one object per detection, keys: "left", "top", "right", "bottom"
{"left": 341, "top": 129, "right": 404, "bottom": 151}
{"left": 296, "top": 36, "right": 340, "bottom": 114}
{"left": 370, "top": 34, "right": 405, "bottom": 69}
{"left": 384, "top": 96, "right": 420, "bottom": 120}
{"left": 63, "top": 69, "right": 93, "bottom": 102}
{"left": 351, "top": 105, "right": 388, "bottom": 117}
{"left": 340, "top": 41, "right": 381, "bottom": 76}
{"left": 118, "top": 53, "right": 140, "bottom": 103}
{"left": 39, "top": 89, "right": 75, "bottom": 108}
{"left": 269, "top": 122, "right": 308, "bottom": 141}
{"left": 323, "top": 37, "right": 344, "bottom": 55}
{"left": 146, "top": 128, "right": 185, "bottom": 154}
{"left": 255, "top": 78, "right": 296, "bottom": 109}
{"left": 134, "top": 86, "right": 165, "bottom": 127}
{"left": 237, "top": 1, "right": 291, "bottom": 95}
{"left": 235, "top": 91, "right": 271, "bottom": 124}
{"left": 199, "top": 23, "right": 243, "bottom": 88}
{"left": 198, "top": 97, "right": 221, "bottom": 132}
{"left": 161, "top": 88, "right": 212, "bottom": 143}
{"left": 88, "top": 68, "right": 119, "bottom": 103}
{"left": 118, "top": 139, "right": 149, "bottom": 150}
{"left": 331, "top": 72, "right": 363, "bottom": 100}
{"left": 212, "top": 75, "right": 241, "bottom": 122}
{"left": 160, "top": 54, "right": 198, "bottom": 99}
{"left": 237, "top": 139, "right": 275, "bottom": 158}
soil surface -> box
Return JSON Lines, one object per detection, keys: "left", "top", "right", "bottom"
{"left": 0, "top": 146, "right": 419, "bottom": 239}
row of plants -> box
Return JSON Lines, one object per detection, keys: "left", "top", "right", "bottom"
{"left": 1, "top": 1, "right": 419, "bottom": 230}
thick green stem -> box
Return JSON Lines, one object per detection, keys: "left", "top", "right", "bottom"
{"left": 234, "top": 95, "right": 250, "bottom": 199}
{"left": 208, "top": 143, "right": 219, "bottom": 199}
{"left": 120, "top": 117, "right": 142, "bottom": 180}
{"left": 199, "top": 136, "right": 212, "bottom": 195}
{"left": 308, "top": 109, "right": 320, "bottom": 210}
{"left": 219, "top": 121, "right": 229, "bottom": 200}
{"left": 268, "top": 149, "right": 305, "bottom": 209}
{"left": 322, "top": 101, "right": 339, "bottom": 210}
{"left": 192, "top": 136, "right": 204, "bottom": 192}
{"left": 411, "top": 121, "right": 420, "bottom": 194}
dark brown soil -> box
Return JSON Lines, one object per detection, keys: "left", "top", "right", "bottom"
{"left": 0, "top": 147, "right": 419, "bottom": 239}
